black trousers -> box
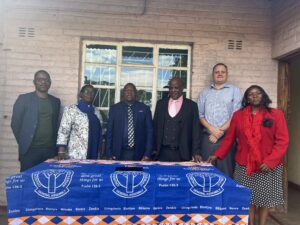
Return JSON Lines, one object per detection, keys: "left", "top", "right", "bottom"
{"left": 19, "top": 147, "right": 56, "bottom": 172}
{"left": 157, "top": 145, "right": 182, "bottom": 162}
{"left": 120, "top": 147, "right": 135, "bottom": 161}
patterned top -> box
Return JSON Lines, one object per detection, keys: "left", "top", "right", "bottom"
{"left": 197, "top": 83, "right": 242, "bottom": 128}
{"left": 57, "top": 104, "right": 103, "bottom": 159}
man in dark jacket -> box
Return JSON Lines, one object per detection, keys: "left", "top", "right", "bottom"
{"left": 106, "top": 83, "right": 153, "bottom": 161}
{"left": 153, "top": 77, "right": 202, "bottom": 162}
{"left": 11, "top": 70, "right": 60, "bottom": 171}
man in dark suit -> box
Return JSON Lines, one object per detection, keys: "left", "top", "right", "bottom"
{"left": 11, "top": 70, "right": 61, "bottom": 171}
{"left": 153, "top": 77, "right": 202, "bottom": 162}
{"left": 106, "top": 83, "right": 153, "bottom": 161}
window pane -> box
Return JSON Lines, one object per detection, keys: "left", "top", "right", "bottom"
{"left": 159, "top": 48, "right": 188, "bottom": 67}
{"left": 137, "top": 90, "right": 152, "bottom": 107}
{"left": 157, "top": 91, "right": 169, "bottom": 101}
{"left": 99, "top": 110, "right": 108, "bottom": 135}
{"left": 122, "top": 46, "right": 153, "bottom": 65}
{"left": 82, "top": 42, "right": 191, "bottom": 127}
{"left": 121, "top": 67, "right": 153, "bottom": 87}
{"left": 120, "top": 89, "right": 152, "bottom": 107}
{"left": 93, "top": 88, "right": 115, "bottom": 108}
{"left": 84, "top": 65, "right": 116, "bottom": 86}
{"left": 157, "top": 69, "right": 187, "bottom": 89}
{"left": 86, "top": 45, "right": 116, "bottom": 64}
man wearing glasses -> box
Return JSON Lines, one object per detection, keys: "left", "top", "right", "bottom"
{"left": 11, "top": 70, "right": 60, "bottom": 171}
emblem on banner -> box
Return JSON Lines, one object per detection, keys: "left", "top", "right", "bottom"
{"left": 186, "top": 172, "right": 226, "bottom": 197}
{"left": 32, "top": 169, "right": 74, "bottom": 199}
{"left": 110, "top": 171, "right": 150, "bottom": 198}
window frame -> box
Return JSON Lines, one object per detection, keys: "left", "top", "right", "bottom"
{"left": 81, "top": 40, "right": 192, "bottom": 114}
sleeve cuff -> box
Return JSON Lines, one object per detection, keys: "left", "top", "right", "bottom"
{"left": 56, "top": 144, "right": 67, "bottom": 148}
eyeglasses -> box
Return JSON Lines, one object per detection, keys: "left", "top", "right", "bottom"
{"left": 82, "top": 89, "right": 95, "bottom": 96}
{"left": 247, "top": 92, "right": 262, "bottom": 98}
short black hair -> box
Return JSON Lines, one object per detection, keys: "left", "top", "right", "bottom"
{"left": 123, "top": 83, "right": 137, "bottom": 93}
{"left": 80, "top": 84, "right": 94, "bottom": 93}
{"left": 242, "top": 85, "right": 272, "bottom": 111}
{"left": 34, "top": 70, "right": 50, "bottom": 80}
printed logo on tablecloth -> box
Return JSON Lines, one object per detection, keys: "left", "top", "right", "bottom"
{"left": 186, "top": 172, "right": 226, "bottom": 197}
{"left": 110, "top": 171, "right": 150, "bottom": 198}
{"left": 32, "top": 169, "right": 74, "bottom": 199}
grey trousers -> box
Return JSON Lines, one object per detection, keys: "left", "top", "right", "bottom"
{"left": 200, "top": 133, "right": 236, "bottom": 178}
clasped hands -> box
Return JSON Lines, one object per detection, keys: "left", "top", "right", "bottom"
{"left": 208, "top": 127, "right": 224, "bottom": 144}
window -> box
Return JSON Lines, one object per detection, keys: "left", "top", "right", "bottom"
{"left": 81, "top": 41, "right": 191, "bottom": 126}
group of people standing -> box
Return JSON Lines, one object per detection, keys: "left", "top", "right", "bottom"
{"left": 11, "top": 63, "right": 289, "bottom": 225}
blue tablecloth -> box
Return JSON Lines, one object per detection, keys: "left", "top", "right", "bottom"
{"left": 6, "top": 160, "right": 251, "bottom": 224}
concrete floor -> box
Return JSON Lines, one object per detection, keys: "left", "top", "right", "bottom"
{"left": 269, "top": 187, "right": 300, "bottom": 225}
{"left": 1, "top": 186, "right": 299, "bottom": 225}
{"left": 0, "top": 206, "right": 7, "bottom": 225}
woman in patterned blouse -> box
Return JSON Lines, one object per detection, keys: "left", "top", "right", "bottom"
{"left": 57, "top": 85, "right": 103, "bottom": 160}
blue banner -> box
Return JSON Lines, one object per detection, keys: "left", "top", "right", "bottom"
{"left": 6, "top": 160, "right": 251, "bottom": 224}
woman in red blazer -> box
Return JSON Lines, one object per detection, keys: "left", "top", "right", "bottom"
{"left": 208, "top": 85, "right": 289, "bottom": 225}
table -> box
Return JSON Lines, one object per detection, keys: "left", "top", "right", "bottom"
{"left": 6, "top": 160, "right": 251, "bottom": 225}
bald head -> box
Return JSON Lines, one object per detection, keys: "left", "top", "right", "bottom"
{"left": 168, "top": 77, "right": 184, "bottom": 100}
{"left": 169, "top": 77, "right": 184, "bottom": 87}
{"left": 34, "top": 70, "right": 50, "bottom": 80}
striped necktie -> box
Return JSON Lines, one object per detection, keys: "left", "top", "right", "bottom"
{"left": 128, "top": 105, "right": 135, "bottom": 148}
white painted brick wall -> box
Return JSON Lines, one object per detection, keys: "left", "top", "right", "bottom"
{"left": 0, "top": 0, "right": 288, "bottom": 205}
{"left": 272, "top": 0, "right": 300, "bottom": 58}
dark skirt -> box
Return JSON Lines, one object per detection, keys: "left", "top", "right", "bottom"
{"left": 234, "top": 163, "right": 284, "bottom": 208}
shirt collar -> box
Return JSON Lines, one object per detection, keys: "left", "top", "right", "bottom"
{"left": 210, "top": 82, "right": 230, "bottom": 89}
{"left": 123, "top": 101, "right": 136, "bottom": 107}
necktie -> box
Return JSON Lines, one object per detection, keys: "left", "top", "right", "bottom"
{"left": 128, "top": 105, "right": 135, "bottom": 148}
{"left": 169, "top": 100, "right": 177, "bottom": 117}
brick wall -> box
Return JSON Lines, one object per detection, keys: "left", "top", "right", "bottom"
{"left": 0, "top": 0, "right": 9, "bottom": 206}
{"left": 0, "top": 0, "right": 279, "bottom": 205}
{"left": 272, "top": 0, "right": 300, "bottom": 58}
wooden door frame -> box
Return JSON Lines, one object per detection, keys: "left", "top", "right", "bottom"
{"left": 277, "top": 61, "right": 290, "bottom": 213}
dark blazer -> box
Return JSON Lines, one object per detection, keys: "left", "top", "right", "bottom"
{"left": 153, "top": 97, "right": 201, "bottom": 161}
{"left": 11, "top": 92, "right": 61, "bottom": 155}
{"left": 106, "top": 101, "right": 153, "bottom": 160}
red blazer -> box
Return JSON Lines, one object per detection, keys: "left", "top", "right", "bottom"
{"left": 215, "top": 108, "right": 289, "bottom": 169}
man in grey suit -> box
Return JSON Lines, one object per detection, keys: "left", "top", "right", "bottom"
{"left": 11, "top": 70, "right": 60, "bottom": 171}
